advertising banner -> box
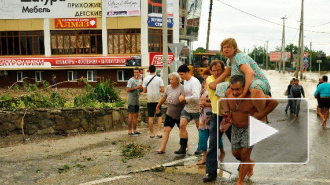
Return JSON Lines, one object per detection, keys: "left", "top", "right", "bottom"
{"left": 186, "top": 0, "right": 202, "bottom": 39}
{"left": 106, "top": 0, "right": 140, "bottom": 17}
{"left": 0, "top": 56, "right": 136, "bottom": 69}
{"left": 149, "top": 52, "right": 174, "bottom": 67}
{"left": 269, "top": 52, "right": 291, "bottom": 62}
{"left": 55, "top": 18, "right": 97, "bottom": 28}
{"left": 0, "top": 0, "right": 101, "bottom": 19}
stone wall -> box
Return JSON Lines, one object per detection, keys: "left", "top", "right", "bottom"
{"left": 0, "top": 107, "right": 166, "bottom": 136}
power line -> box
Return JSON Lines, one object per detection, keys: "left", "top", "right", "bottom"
{"left": 216, "top": 0, "right": 330, "bottom": 34}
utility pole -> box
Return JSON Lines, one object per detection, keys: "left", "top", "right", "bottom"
{"left": 266, "top": 41, "right": 269, "bottom": 70}
{"left": 299, "top": 0, "right": 304, "bottom": 79}
{"left": 206, "top": 0, "right": 213, "bottom": 51}
{"left": 281, "top": 16, "right": 287, "bottom": 74}
{"left": 162, "top": 0, "right": 168, "bottom": 86}
{"left": 253, "top": 45, "right": 256, "bottom": 61}
{"left": 309, "top": 42, "right": 312, "bottom": 74}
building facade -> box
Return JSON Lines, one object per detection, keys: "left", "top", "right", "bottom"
{"left": 0, "top": 0, "right": 201, "bottom": 88}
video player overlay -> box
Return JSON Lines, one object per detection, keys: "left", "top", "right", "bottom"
{"left": 217, "top": 98, "right": 308, "bottom": 164}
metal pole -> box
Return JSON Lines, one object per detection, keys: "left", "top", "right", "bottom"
{"left": 206, "top": 0, "right": 213, "bottom": 51}
{"left": 281, "top": 16, "right": 286, "bottom": 74}
{"left": 299, "top": 0, "right": 304, "bottom": 79}
{"left": 266, "top": 41, "right": 269, "bottom": 70}
{"left": 162, "top": 0, "right": 169, "bottom": 86}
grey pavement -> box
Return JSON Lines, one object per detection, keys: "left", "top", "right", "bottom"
{"left": 0, "top": 108, "right": 329, "bottom": 185}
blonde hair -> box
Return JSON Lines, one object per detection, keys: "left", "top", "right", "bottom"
{"left": 169, "top": 72, "right": 181, "bottom": 82}
{"left": 220, "top": 38, "right": 241, "bottom": 56}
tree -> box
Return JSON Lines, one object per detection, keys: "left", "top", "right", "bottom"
{"left": 193, "top": 47, "right": 206, "bottom": 53}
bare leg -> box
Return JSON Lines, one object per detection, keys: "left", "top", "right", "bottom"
{"left": 128, "top": 113, "right": 133, "bottom": 133}
{"left": 179, "top": 118, "right": 188, "bottom": 139}
{"left": 322, "top": 108, "right": 329, "bottom": 126}
{"left": 156, "top": 116, "right": 162, "bottom": 135}
{"left": 156, "top": 127, "right": 172, "bottom": 152}
{"left": 237, "top": 148, "right": 254, "bottom": 185}
{"left": 219, "top": 148, "right": 226, "bottom": 162}
{"left": 197, "top": 151, "right": 207, "bottom": 165}
{"left": 148, "top": 117, "right": 154, "bottom": 136}
{"left": 133, "top": 113, "right": 139, "bottom": 132}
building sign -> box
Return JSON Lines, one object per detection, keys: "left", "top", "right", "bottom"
{"left": 0, "top": 56, "right": 137, "bottom": 69}
{"left": 0, "top": 0, "right": 101, "bottom": 19}
{"left": 55, "top": 18, "right": 97, "bottom": 28}
{"left": 106, "top": 0, "right": 140, "bottom": 17}
{"left": 269, "top": 52, "right": 291, "bottom": 62}
{"left": 185, "top": 0, "right": 202, "bottom": 40}
{"left": 147, "top": 17, "right": 174, "bottom": 28}
{"left": 149, "top": 52, "right": 174, "bottom": 67}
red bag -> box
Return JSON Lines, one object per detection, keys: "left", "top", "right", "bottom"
{"left": 220, "top": 113, "right": 233, "bottom": 133}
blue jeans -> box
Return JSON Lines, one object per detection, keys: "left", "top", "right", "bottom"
{"left": 205, "top": 114, "right": 232, "bottom": 176}
{"left": 285, "top": 95, "right": 293, "bottom": 113}
{"left": 292, "top": 99, "right": 301, "bottom": 114}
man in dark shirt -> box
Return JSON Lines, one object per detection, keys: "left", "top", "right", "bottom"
{"left": 51, "top": 74, "right": 57, "bottom": 92}
{"left": 285, "top": 78, "right": 295, "bottom": 114}
{"left": 290, "top": 79, "right": 305, "bottom": 117}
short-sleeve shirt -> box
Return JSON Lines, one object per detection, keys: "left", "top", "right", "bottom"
{"left": 127, "top": 77, "right": 142, "bottom": 105}
{"left": 183, "top": 76, "right": 202, "bottom": 113}
{"left": 165, "top": 84, "right": 185, "bottom": 119}
{"left": 142, "top": 75, "right": 164, "bottom": 103}
{"left": 227, "top": 52, "right": 271, "bottom": 95}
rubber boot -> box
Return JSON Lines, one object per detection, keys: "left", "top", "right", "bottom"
{"left": 174, "top": 138, "right": 188, "bottom": 154}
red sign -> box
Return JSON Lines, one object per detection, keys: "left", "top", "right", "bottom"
{"left": 149, "top": 52, "right": 174, "bottom": 67}
{"left": 269, "top": 52, "right": 291, "bottom": 62}
{"left": 0, "top": 56, "right": 136, "bottom": 69}
{"left": 55, "top": 18, "right": 97, "bottom": 28}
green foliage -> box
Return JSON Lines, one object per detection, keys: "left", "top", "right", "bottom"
{"left": 0, "top": 78, "right": 124, "bottom": 110}
{"left": 74, "top": 78, "right": 123, "bottom": 108}
{"left": 121, "top": 142, "right": 151, "bottom": 162}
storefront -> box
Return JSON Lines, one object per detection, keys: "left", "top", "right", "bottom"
{"left": 0, "top": 0, "right": 201, "bottom": 88}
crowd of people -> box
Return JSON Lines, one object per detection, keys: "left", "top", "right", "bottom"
{"left": 125, "top": 37, "right": 330, "bottom": 184}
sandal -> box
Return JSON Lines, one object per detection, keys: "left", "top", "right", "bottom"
{"left": 150, "top": 134, "right": 155, "bottom": 138}
{"left": 155, "top": 150, "right": 165, "bottom": 154}
{"left": 156, "top": 134, "right": 162, "bottom": 138}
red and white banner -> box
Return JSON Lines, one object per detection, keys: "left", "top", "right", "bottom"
{"left": 0, "top": 56, "right": 136, "bottom": 69}
{"left": 149, "top": 52, "right": 174, "bottom": 67}
{"left": 269, "top": 52, "right": 291, "bottom": 62}
{"left": 55, "top": 18, "right": 97, "bottom": 28}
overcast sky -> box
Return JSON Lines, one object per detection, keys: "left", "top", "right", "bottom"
{"left": 193, "top": 0, "right": 330, "bottom": 55}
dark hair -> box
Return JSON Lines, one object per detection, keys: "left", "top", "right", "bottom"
{"left": 133, "top": 67, "right": 140, "bottom": 72}
{"left": 149, "top": 65, "right": 156, "bottom": 73}
{"left": 230, "top": 75, "right": 245, "bottom": 87}
{"left": 322, "top": 75, "right": 328, "bottom": 82}
{"left": 52, "top": 74, "right": 56, "bottom": 77}
{"left": 177, "top": 64, "right": 190, "bottom": 73}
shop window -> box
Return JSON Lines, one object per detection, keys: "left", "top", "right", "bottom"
{"left": 51, "top": 30, "right": 102, "bottom": 55}
{"left": 35, "top": 71, "right": 44, "bottom": 82}
{"left": 117, "top": 70, "right": 130, "bottom": 82}
{"left": 87, "top": 70, "right": 97, "bottom": 82}
{"left": 67, "top": 71, "right": 78, "bottom": 81}
{"left": 148, "top": 29, "right": 173, "bottom": 52}
{"left": 108, "top": 29, "right": 141, "bottom": 54}
{"left": 17, "top": 71, "right": 23, "bottom": 82}
{"left": 0, "top": 31, "right": 44, "bottom": 56}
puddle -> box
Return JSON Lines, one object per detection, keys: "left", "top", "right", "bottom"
{"left": 164, "top": 165, "right": 231, "bottom": 178}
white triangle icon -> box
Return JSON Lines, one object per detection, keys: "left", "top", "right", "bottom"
{"left": 249, "top": 116, "right": 278, "bottom": 146}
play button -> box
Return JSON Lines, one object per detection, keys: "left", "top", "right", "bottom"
{"left": 249, "top": 116, "right": 278, "bottom": 146}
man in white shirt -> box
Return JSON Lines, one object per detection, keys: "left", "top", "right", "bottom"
{"left": 143, "top": 65, "right": 164, "bottom": 138}
{"left": 175, "top": 64, "right": 202, "bottom": 154}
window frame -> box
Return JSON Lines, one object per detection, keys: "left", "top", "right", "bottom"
{"left": 17, "top": 71, "right": 23, "bottom": 82}
{"left": 67, "top": 71, "right": 78, "bottom": 81}
{"left": 87, "top": 70, "right": 97, "bottom": 82}
{"left": 117, "top": 70, "right": 130, "bottom": 82}
{"left": 35, "top": 71, "right": 44, "bottom": 82}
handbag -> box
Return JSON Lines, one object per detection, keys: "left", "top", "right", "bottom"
{"left": 284, "top": 89, "right": 288, "bottom": 96}
{"left": 220, "top": 113, "right": 233, "bottom": 133}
